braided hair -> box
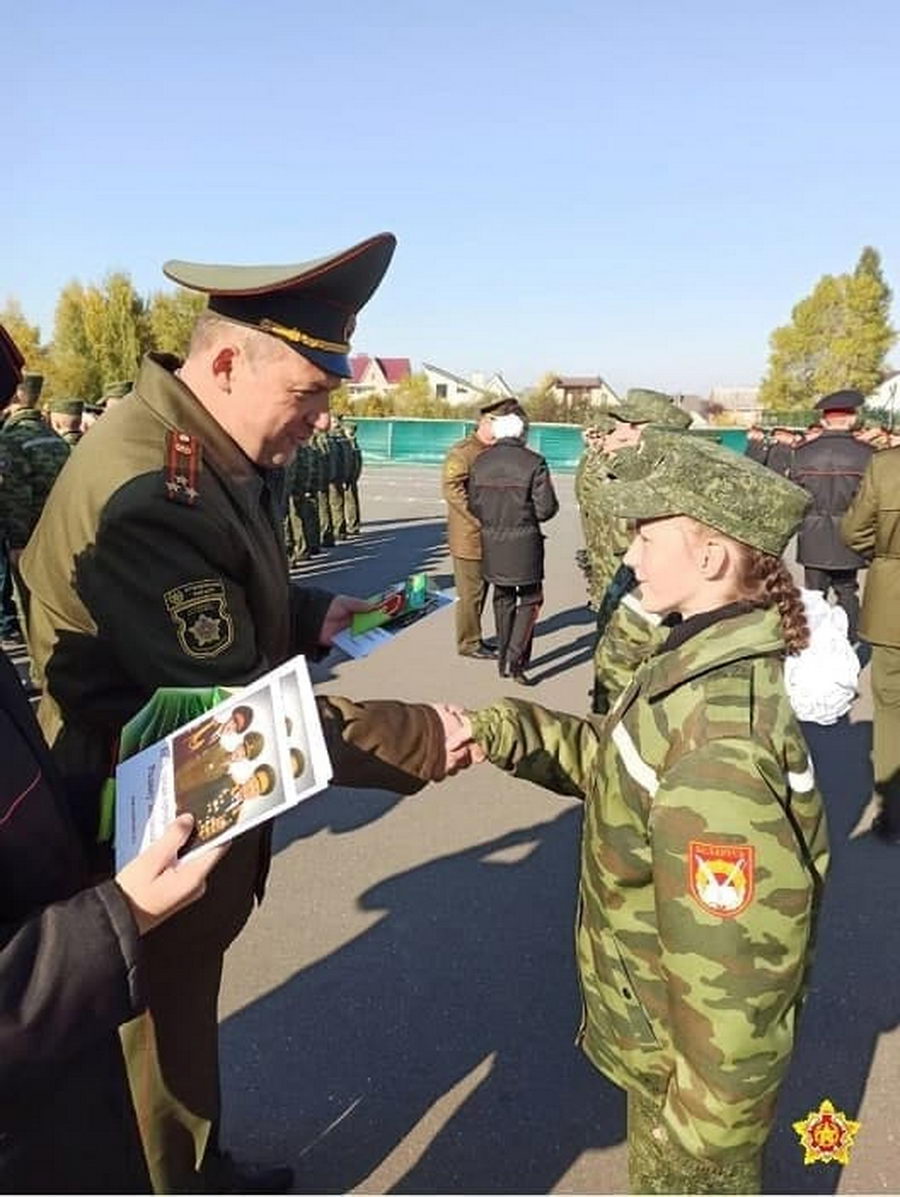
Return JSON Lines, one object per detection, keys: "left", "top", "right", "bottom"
{"left": 734, "top": 547, "right": 809, "bottom": 655}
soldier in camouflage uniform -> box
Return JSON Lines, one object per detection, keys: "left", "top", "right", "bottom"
{"left": 328, "top": 414, "right": 350, "bottom": 539}
{"left": 0, "top": 374, "right": 70, "bottom": 555}
{"left": 342, "top": 418, "right": 363, "bottom": 535}
{"left": 577, "top": 389, "right": 691, "bottom": 713}
{"left": 48, "top": 398, "right": 85, "bottom": 447}
{"left": 461, "top": 438, "right": 827, "bottom": 1194}
{"left": 310, "top": 412, "right": 335, "bottom": 547}
{"left": 292, "top": 438, "right": 321, "bottom": 556}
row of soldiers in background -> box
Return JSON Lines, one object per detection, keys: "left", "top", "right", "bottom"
{"left": 746, "top": 412, "right": 899, "bottom": 475}
{"left": 574, "top": 388, "right": 692, "bottom": 714}
{"left": 0, "top": 372, "right": 132, "bottom": 647}
{"left": 747, "top": 389, "right": 875, "bottom": 644}
{"left": 281, "top": 410, "right": 363, "bottom": 566}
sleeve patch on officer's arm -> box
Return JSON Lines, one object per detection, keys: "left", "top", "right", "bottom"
{"left": 688, "top": 841, "right": 755, "bottom": 918}
{"left": 164, "top": 579, "right": 234, "bottom": 659}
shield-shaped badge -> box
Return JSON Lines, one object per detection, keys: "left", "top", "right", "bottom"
{"left": 688, "top": 841, "right": 755, "bottom": 918}
{"left": 164, "top": 579, "right": 234, "bottom": 659}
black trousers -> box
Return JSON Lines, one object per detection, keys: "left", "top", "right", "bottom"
{"left": 803, "top": 567, "right": 860, "bottom": 642}
{"left": 493, "top": 583, "right": 542, "bottom": 673}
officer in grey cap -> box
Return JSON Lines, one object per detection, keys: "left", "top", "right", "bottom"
{"left": 21, "top": 232, "right": 461, "bottom": 1195}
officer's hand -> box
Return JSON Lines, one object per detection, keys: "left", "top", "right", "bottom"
{"left": 116, "top": 814, "right": 229, "bottom": 936}
{"left": 430, "top": 703, "right": 486, "bottom": 776}
{"left": 318, "top": 594, "right": 378, "bottom": 645}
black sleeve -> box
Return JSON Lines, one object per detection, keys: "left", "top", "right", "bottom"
{"left": 532, "top": 460, "right": 559, "bottom": 522}
{"left": 0, "top": 880, "right": 143, "bottom": 1094}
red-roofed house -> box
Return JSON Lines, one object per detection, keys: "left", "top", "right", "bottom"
{"left": 348, "top": 355, "right": 412, "bottom": 397}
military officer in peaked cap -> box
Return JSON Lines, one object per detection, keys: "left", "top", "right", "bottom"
{"left": 791, "top": 388, "right": 873, "bottom": 643}
{"left": 20, "top": 232, "right": 471, "bottom": 1194}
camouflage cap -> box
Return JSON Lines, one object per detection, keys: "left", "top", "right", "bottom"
{"left": 103, "top": 379, "right": 133, "bottom": 400}
{"left": 49, "top": 398, "right": 84, "bottom": 416}
{"left": 582, "top": 410, "right": 616, "bottom": 434}
{"left": 611, "top": 387, "right": 691, "bottom": 430}
{"left": 606, "top": 436, "right": 810, "bottom": 555}
{"left": 18, "top": 372, "right": 44, "bottom": 403}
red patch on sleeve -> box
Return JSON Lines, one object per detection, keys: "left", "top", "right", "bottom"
{"left": 688, "top": 841, "right": 755, "bottom": 918}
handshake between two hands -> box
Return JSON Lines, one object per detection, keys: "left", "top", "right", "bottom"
{"left": 430, "top": 703, "right": 487, "bottom": 777}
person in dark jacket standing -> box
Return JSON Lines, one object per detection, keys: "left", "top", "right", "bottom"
{"left": 764, "top": 424, "right": 797, "bottom": 477}
{"left": 469, "top": 406, "right": 558, "bottom": 684}
{"left": 791, "top": 389, "right": 873, "bottom": 642}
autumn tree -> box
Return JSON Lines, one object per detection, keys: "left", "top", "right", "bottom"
{"left": 0, "top": 299, "right": 44, "bottom": 370}
{"left": 760, "top": 247, "right": 896, "bottom": 409}
{"left": 45, "top": 273, "right": 151, "bottom": 400}
{"left": 147, "top": 288, "right": 206, "bottom": 357}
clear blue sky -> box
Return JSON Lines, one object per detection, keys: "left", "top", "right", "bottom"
{"left": 6, "top": 0, "right": 900, "bottom": 394}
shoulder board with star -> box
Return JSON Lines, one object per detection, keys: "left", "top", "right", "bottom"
{"left": 164, "top": 429, "right": 202, "bottom": 506}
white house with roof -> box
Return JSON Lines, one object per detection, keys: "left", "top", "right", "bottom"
{"left": 867, "top": 370, "right": 900, "bottom": 417}
{"left": 423, "top": 362, "right": 516, "bottom": 407}
{"left": 547, "top": 375, "right": 619, "bottom": 409}
{"left": 348, "top": 355, "right": 412, "bottom": 398}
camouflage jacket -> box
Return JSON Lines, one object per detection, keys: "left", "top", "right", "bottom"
{"left": 309, "top": 431, "right": 333, "bottom": 489}
{"left": 0, "top": 435, "right": 33, "bottom": 548}
{"left": 470, "top": 605, "right": 828, "bottom": 1167}
{"left": 345, "top": 431, "right": 363, "bottom": 483}
{"left": 329, "top": 431, "right": 352, "bottom": 485}
{"left": 290, "top": 443, "right": 317, "bottom": 497}
{"left": 0, "top": 409, "right": 70, "bottom": 548}
{"left": 577, "top": 443, "right": 650, "bottom": 608}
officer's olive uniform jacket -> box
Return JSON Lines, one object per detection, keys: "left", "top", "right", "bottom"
{"left": 842, "top": 446, "right": 900, "bottom": 646}
{"left": 442, "top": 433, "right": 487, "bottom": 560}
{"left": 471, "top": 607, "right": 828, "bottom": 1170}
{"left": 21, "top": 355, "right": 445, "bottom": 863}
{"left": 791, "top": 430, "right": 873, "bottom": 569}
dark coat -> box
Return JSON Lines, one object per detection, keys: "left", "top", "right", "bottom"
{"left": 765, "top": 441, "right": 794, "bottom": 477}
{"left": 0, "top": 650, "right": 148, "bottom": 1193}
{"left": 468, "top": 440, "right": 559, "bottom": 586}
{"left": 791, "top": 430, "right": 874, "bottom": 569}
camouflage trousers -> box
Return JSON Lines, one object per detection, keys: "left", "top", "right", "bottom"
{"left": 297, "top": 493, "right": 320, "bottom": 555}
{"left": 317, "top": 488, "right": 334, "bottom": 546}
{"left": 627, "top": 1089, "right": 762, "bottom": 1194}
{"left": 344, "top": 479, "right": 360, "bottom": 535}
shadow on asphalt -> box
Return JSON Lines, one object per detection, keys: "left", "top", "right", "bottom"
{"left": 765, "top": 716, "right": 900, "bottom": 1193}
{"left": 221, "top": 809, "right": 626, "bottom": 1194}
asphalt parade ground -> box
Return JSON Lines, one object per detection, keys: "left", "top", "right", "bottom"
{"left": 214, "top": 465, "right": 898, "bottom": 1195}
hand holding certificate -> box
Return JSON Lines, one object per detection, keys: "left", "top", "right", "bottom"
{"left": 115, "top": 655, "right": 332, "bottom": 870}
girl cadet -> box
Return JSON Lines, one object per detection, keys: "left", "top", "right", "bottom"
{"left": 459, "top": 437, "right": 829, "bottom": 1194}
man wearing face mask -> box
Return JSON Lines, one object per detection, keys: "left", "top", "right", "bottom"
{"left": 19, "top": 234, "right": 471, "bottom": 1194}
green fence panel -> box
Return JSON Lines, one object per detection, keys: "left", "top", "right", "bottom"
{"left": 351, "top": 418, "right": 747, "bottom": 471}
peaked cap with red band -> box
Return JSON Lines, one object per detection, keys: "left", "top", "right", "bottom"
{"left": 163, "top": 232, "right": 397, "bottom": 379}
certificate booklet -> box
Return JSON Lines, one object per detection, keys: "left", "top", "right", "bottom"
{"left": 332, "top": 573, "right": 455, "bottom": 659}
{"left": 114, "top": 656, "right": 331, "bottom": 870}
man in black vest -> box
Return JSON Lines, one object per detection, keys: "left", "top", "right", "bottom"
{"left": 791, "top": 389, "right": 874, "bottom": 642}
